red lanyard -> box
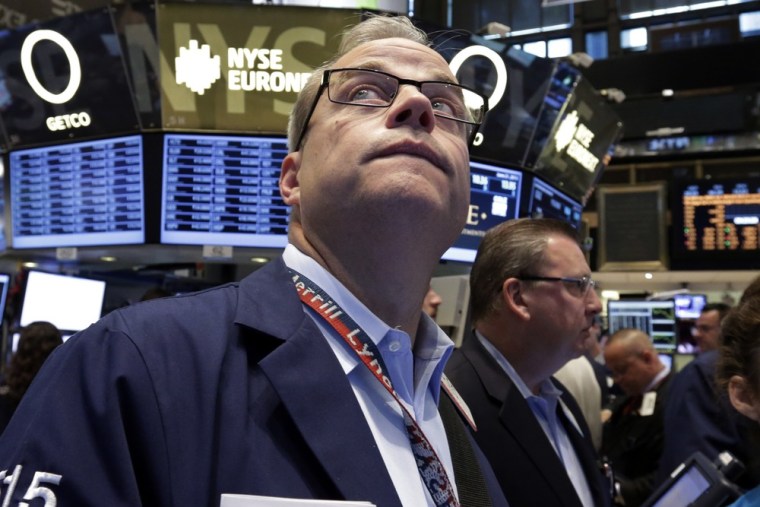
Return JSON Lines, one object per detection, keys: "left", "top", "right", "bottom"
{"left": 290, "top": 269, "right": 460, "bottom": 507}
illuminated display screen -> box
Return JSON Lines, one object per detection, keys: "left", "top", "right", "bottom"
{"left": 526, "top": 176, "right": 583, "bottom": 229}
{"left": 607, "top": 299, "right": 678, "bottom": 352}
{"left": 442, "top": 161, "right": 522, "bottom": 263}
{"left": 9, "top": 135, "right": 145, "bottom": 248}
{"left": 0, "top": 7, "right": 139, "bottom": 148}
{"left": 19, "top": 270, "right": 105, "bottom": 333}
{"left": 156, "top": 4, "right": 360, "bottom": 133}
{"left": 674, "top": 294, "right": 707, "bottom": 320}
{"left": 671, "top": 178, "right": 760, "bottom": 269}
{"left": 526, "top": 70, "right": 623, "bottom": 204}
{"left": 161, "top": 133, "right": 290, "bottom": 247}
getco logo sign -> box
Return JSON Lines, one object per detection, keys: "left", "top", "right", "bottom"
{"left": 20, "top": 29, "right": 91, "bottom": 132}
{"left": 448, "top": 45, "right": 508, "bottom": 147}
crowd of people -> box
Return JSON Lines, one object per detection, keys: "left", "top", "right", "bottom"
{"left": 0, "top": 12, "right": 756, "bottom": 507}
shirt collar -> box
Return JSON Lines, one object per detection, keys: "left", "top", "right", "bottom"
{"left": 475, "top": 330, "right": 581, "bottom": 432}
{"left": 644, "top": 365, "right": 671, "bottom": 392}
{"left": 282, "top": 244, "right": 453, "bottom": 403}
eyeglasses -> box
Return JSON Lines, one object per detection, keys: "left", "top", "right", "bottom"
{"left": 294, "top": 67, "right": 488, "bottom": 150}
{"left": 518, "top": 275, "right": 598, "bottom": 295}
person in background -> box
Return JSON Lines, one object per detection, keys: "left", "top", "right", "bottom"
{"left": 693, "top": 303, "right": 732, "bottom": 354}
{"left": 717, "top": 274, "right": 760, "bottom": 507}
{"left": 139, "top": 286, "right": 172, "bottom": 302}
{"left": 0, "top": 321, "right": 63, "bottom": 433}
{"left": 423, "top": 284, "right": 443, "bottom": 319}
{"left": 602, "top": 328, "right": 672, "bottom": 507}
{"left": 656, "top": 302, "right": 760, "bottom": 491}
{"left": 446, "top": 217, "right": 611, "bottom": 507}
{"left": 555, "top": 330, "right": 604, "bottom": 451}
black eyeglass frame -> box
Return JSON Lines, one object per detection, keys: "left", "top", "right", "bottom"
{"left": 518, "top": 275, "right": 598, "bottom": 295}
{"left": 293, "top": 67, "right": 488, "bottom": 150}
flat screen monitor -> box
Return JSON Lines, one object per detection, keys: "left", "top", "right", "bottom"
{"left": 19, "top": 270, "right": 106, "bottom": 333}
{"left": 0, "top": 272, "right": 11, "bottom": 327}
{"left": 607, "top": 299, "right": 678, "bottom": 352}
{"left": 674, "top": 293, "right": 707, "bottom": 320}
{"left": 526, "top": 68, "right": 623, "bottom": 205}
{"left": 160, "top": 133, "right": 290, "bottom": 247}
{"left": 526, "top": 175, "right": 583, "bottom": 229}
{"left": 442, "top": 161, "right": 523, "bottom": 263}
{"left": 670, "top": 177, "right": 760, "bottom": 270}
{"left": 9, "top": 135, "right": 145, "bottom": 248}
{"left": 0, "top": 157, "right": 6, "bottom": 250}
{"left": 645, "top": 452, "right": 740, "bottom": 507}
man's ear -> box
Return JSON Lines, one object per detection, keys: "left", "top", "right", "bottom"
{"left": 503, "top": 278, "right": 530, "bottom": 321}
{"left": 729, "top": 375, "right": 760, "bottom": 422}
{"left": 279, "top": 151, "right": 301, "bottom": 206}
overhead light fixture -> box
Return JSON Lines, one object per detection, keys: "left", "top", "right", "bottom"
{"left": 250, "top": 257, "right": 269, "bottom": 264}
{"left": 100, "top": 256, "right": 118, "bottom": 262}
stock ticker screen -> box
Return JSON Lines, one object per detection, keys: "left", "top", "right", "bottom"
{"left": 9, "top": 135, "right": 145, "bottom": 248}
{"left": 160, "top": 133, "right": 290, "bottom": 248}
{"left": 671, "top": 178, "right": 760, "bottom": 269}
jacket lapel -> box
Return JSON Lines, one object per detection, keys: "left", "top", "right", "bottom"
{"left": 238, "top": 259, "right": 402, "bottom": 507}
{"left": 461, "top": 334, "right": 583, "bottom": 507}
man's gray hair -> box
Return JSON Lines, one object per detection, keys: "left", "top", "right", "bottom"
{"left": 286, "top": 15, "right": 430, "bottom": 152}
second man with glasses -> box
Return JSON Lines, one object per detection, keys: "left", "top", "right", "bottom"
{"left": 446, "top": 217, "right": 611, "bottom": 507}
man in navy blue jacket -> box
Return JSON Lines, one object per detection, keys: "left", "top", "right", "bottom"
{"left": 0, "top": 14, "right": 505, "bottom": 507}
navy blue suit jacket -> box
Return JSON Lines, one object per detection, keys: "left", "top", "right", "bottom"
{"left": 446, "top": 332, "right": 612, "bottom": 507}
{"left": 656, "top": 350, "right": 760, "bottom": 489}
{"left": 0, "top": 258, "right": 507, "bottom": 507}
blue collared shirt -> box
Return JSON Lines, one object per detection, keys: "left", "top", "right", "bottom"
{"left": 283, "top": 244, "right": 457, "bottom": 506}
{"left": 477, "top": 331, "right": 596, "bottom": 507}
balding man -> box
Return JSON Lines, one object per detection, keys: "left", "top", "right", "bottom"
{"left": 602, "top": 328, "right": 672, "bottom": 507}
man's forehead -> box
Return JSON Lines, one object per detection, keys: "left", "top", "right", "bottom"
{"left": 334, "top": 38, "right": 455, "bottom": 80}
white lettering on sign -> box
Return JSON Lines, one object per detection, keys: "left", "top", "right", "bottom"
{"left": 45, "top": 111, "right": 92, "bottom": 131}
{"left": 21, "top": 29, "right": 82, "bottom": 104}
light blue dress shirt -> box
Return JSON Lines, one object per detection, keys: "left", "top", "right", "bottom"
{"left": 283, "top": 245, "right": 457, "bottom": 506}
{"left": 477, "top": 331, "right": 596, "bottom": 507}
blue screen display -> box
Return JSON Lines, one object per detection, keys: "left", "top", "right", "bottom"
{"left": 442, "top": 161, "right": 523, "bottom": 263}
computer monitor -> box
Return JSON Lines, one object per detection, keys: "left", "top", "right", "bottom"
{"left": 442, "top": 160, "right": 523, "bottom": 263}
{"left": 670, "top": 177, "right": 760, "bottom": 270}
{"left": 0, "top": 272, "right": 11, "bottom": 327}
{"left": 674, "top": 294, "right": 708, "bottom": 320}
{"left": 160, "top": 133, "right": 290, "bottom": 248}
{"left": 19, "top": 270, "right": 106, "bottom": 334}
{"left": 525, "top": 175, "right": 583, "bottom": 229}
{"left": 9, "top": 135, "right": 145, "bottom": 248}
{"left": 644, "top": 452, "right": 742, "bottom": 507}
{"left": 607, "top": 299, "right": 678, "bottom": 352}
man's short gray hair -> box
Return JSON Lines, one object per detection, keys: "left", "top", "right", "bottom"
{"left": 286, "top": 15, "right": 430, "bottom": 152}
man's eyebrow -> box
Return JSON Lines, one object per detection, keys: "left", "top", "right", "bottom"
{"left": 350, "top": 59, "right": 456, "bottom": 83}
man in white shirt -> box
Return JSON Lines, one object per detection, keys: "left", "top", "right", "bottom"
{"left": 602, "top": 328, "right": 672, "bottom": 506}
